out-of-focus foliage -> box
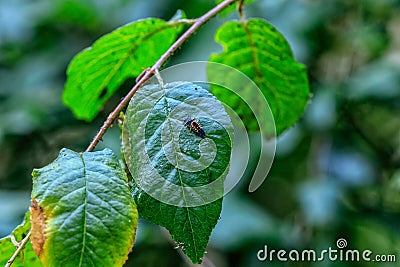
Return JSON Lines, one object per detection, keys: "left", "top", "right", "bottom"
{"left": 1, "top": 0, "right": 400, "bottom": 266}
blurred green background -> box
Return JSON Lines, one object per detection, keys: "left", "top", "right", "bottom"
{"left": 1, "top": 0, "right": 400, "bottom": 266}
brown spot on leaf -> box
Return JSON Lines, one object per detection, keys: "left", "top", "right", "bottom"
{"left": 30, "top": 199, "right": 46, "bottom": 257}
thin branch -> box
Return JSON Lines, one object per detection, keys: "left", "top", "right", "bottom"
{"left": 86, "top": 0, "right": 237, "bottom": 152}
{"left": 5, "top": 230, "right": 32, "bottom": 267}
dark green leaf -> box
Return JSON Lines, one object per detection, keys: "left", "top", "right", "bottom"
{"left": 123, "top": 82, "right": 233, "bottom": 263}
{"left": 0, "top": 212, "right": 42, "bottom": 267}
{"left": 30, "top": 148, "right": 138, "bottom": 267}
{"left": 209, "top": 18, "right": 310, "bottom": 136}
{"left": 63, "top": 18, "right": 186, "bottom": 121}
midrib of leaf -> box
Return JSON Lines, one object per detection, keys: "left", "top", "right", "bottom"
{"left": 78, "top": 154, "right": 88, "bottom": 267}
{"left": 161, "top": 91, "right": 199, "bottom": 260}
{"left": 89, "top": 23, "right": 185, "bottom": 99}
{"left": 242, "top": 21, "right": 281, "bottom": 119}
{"left": 243, "top": 21, "right": 262, "bottom": 79}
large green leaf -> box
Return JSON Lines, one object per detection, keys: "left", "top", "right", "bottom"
{"left": 209, "top": 18, "right": 310, "bottom": 136}
{"left": 30, "top": 148, "right": 138, "bottom": 267}
{"left": 0, "top": 212, "right": 42, "bottom": 267}
{"left": 63, "top": 17, "right": 186, "bottom": 121}
{"left": 123, "top": 82, "right": 233, "bottom": 263}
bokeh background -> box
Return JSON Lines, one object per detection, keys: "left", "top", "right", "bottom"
{"left": 1, "top": 0, "right": 400, "bottom": 266}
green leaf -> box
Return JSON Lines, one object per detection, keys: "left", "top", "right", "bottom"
{"left": 30, "top": 148, "right": 138, "bottom": 267}
{"left": 209, "top": 18, "right": 310, "bottom": 136}
{"left": 123, "top": 82, "right": 233, "bottom": 263}
{"left": 0, "top": 212, "right": 43, "bottom": 267}
{"left": 63, "top": 18, "right": 186, "bottom": 121}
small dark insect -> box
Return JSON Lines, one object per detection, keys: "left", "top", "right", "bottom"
{"left": 183, "top": 117, "right": 206, "bottom": 138}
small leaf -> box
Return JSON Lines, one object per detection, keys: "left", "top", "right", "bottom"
{"left": 209, "top": 18, "right": 310, "bottom": 136}
{"left": 30, "top": 148, "right": 138, "bottom": 267}
{"left": 0, "top": 212, "right": 43, "bottom": 267}
{"left": 123, "top": 82, "right": 233, "bottom": 263}
{"left": 63, "top": 18, "right": 186, "bottom": 121}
